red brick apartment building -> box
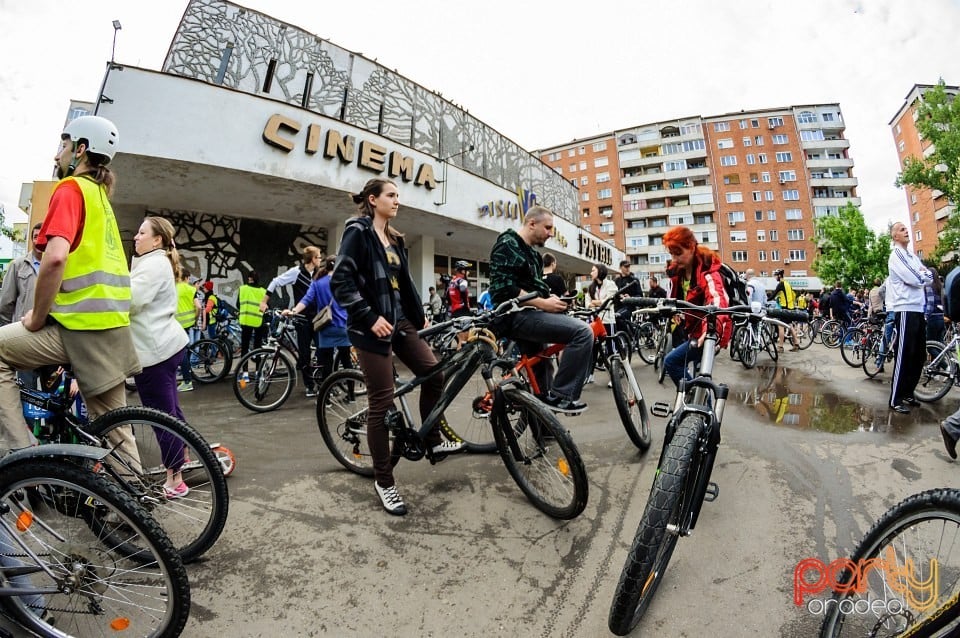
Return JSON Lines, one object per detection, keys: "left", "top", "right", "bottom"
{"left": 536, "top": 104, "right": 859, "bottom": 289}
{"left": 889, "top": 83, "right": 959, "bottom": 260}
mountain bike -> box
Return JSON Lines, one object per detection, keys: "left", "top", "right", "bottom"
{"left": 914, "top": 335, "right": 960, "bottom": 403}
{"left": 607, "top": 298, "right": 807, "bottom": 635}
{"left": 861, "top": 316, "right": 898, "bottom": 378}
{"left": 187, "top": 313, "right": 242, "bottom": 384}
{"left": 729, "top": 312, "right": 778, "bottom": 369}
{"left": 316, "top": 292, "right": 589, "bottom": 520}
{"left": 0, "top": 443, "right": 190, "bottom": 637}
{"left": 819, "top": 488, "right": 960, "bottom": 637}
{"left": 23, "top": 370, "right": 230, "bottom": 563}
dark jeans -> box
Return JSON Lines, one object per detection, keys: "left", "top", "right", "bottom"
{"left": 354, "top": 319, "right": 446, "bottom": 488}
{"left": 665, "top": 340, "right": 701, "bottom": 390}
{"left": 927, "top": 314, "right": 945, "bottom": 343}
{"left": 890, "top": 311, "right": 926, "bottom": 408}
{"left": 240, "top": 324, "right": 268, "bottom": 357}
{"left": 134, "top": 349, "right": 187, "bottom": 472}
{"left": 503, "top": 309, "right": 593, "bottom": 401}
{"left": 319, "top": 345, "right": 353, "bottom": 381}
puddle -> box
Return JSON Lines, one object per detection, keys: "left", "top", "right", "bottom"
{"left": 725, "top": 365, "right": 954, "bottom": 435}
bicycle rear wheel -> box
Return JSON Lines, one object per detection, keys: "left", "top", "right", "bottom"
{"left": 0, "top": 458, "right": 190, "bottom": 638}
{"left": 793, "top": 321, "right": 814, "bottom": 350}
{"left": 819, "top": 488, "right": 960, "bottom": 637}
{"left": 232, "top": 347, "right": 296, "bottom": 412}
{"left": 316, "top": 369, "right": 377, "bottom": 476}
{"left": 740, "top": 328, "right": 758, "bottom": 369}
{"left": 492, "top": 387, "right": 588, "bottom": 520}
{"left": 761, "top": 324, "right": 779, "bottom": 362}
{"left": 861, "top": 332, "right": 886, "bottom": 378}
{"left": 189, "top": 339, "right": 231, "bottom": 384}
{"left": 821, "top": 320, "right": 843, "bottom": 348}
{"left": 85, "top": 406, "right": 230, "bottom": 563}
{"left": 840, "top": 328, "right": 866, "bottom": 368}
{"left": 636, "top": 321, "right": 658, "bottom": 365}
{"left": 655, "top": 330, "right": 669, "bottom": 384}
{"left": 608, "top": 356, "right": 651, "bottom": 451}
{"left": 608, "top": 414, "right": 700, "bottom": 635}
{"left": 914, "top": 341, "right": 955, "bottom": 403}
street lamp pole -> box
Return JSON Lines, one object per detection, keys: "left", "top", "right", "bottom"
{"left": 433, "top": 144, "right": 475, "bottom": 206}
{"left": 111, "top": 20, "right": 122, "bottom": 63}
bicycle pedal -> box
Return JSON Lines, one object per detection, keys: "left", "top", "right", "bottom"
{"left": 651, "top": 402, "right": 672, "bottom": 418}
{"left": 704, "top": 482, "right": 720, "bottom": 502}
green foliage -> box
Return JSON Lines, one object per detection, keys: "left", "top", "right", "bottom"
{"left": 0, "top": 204, "right": 18, "bottom": 242}
{"left": 811, "top": 202, "right": 891, "bottom": 288}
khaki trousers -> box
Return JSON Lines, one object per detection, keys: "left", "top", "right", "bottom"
{"left": 0, "top": 322, "right": 138, "bottom": 466}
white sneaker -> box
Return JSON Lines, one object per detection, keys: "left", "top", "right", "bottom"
{"left": 431, "top": 440, "right": 466, "bottom": 455}
{"left": 375, "top": 483, "right": 407, "bottom": 516}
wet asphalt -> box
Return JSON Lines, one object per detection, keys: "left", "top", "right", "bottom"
{"left": 11, "top": 342, "right": 957, "bottom": 637}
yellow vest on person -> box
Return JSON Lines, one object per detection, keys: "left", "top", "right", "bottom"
{"left": 176, "top": 281, "right": 196, "bottom": 328}
{"left": 776, "top": 280, "right": 796, "bottom": 309}
{"left": 49, "top": 176, "right": 131, "bottom": 330}
{"left": 238, "top": 285, "right": 266, "bottom": 328}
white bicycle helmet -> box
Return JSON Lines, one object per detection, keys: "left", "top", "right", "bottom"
{"left": 63, "top": 116, "right": 119, "bottom": 163}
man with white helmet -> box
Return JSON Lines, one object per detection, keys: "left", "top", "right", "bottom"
{"left": 0, "top": 116, "right": 142, "bottom": 454}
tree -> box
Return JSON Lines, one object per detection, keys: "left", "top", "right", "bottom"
{"left": 811, "top": 202, "right": 890, "bottom": 288}
{"left": 0, "top": 203, "right": 20, "bottom": 242}
{"left": 896, "top": 80, "right": 960, "bottom": 261}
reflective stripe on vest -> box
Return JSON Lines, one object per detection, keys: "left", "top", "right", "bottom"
{"left": 49, "top": 176, "right": 131, "bottom": 330}
{"left": 176, "top": 282, "right": 196, "bottom": 328}
{"left": 238, "top": 285, "right": 266, "bottom": 328}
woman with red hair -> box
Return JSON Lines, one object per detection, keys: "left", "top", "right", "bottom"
{"left": 661, "top": 227, "right": 732, "bottom": 388}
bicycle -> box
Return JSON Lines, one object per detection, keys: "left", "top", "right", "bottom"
{"left": 0, "top": 443, "right": 190, "bottom": 637}
{"left": 861, "top": 316, "right": 898, "bottom": 378}
{"left": 819, "top": 488, "right": 960, "bottom": 637}
{"left": 913, "top": 335, "right": 960, "bottom": 403}
{"left": 607, "top": 297, "right": 807, "bottom": 635}
{"left": 187, "top": 313, "right": 242, "bottom": 384}
{"left": 22, "top": 368, "right": 230, "bottom": 563}
{"left": 232, "top": 311, "right": 323, "bottom": 412}
{"left": 635, "top": 312, "right": 674, "bottom": 384}
{"left": 729, "top": 311, "right": 779, "bottom": 369}
{"left": 316, "top": 292, "right": 590, "bottom": 520}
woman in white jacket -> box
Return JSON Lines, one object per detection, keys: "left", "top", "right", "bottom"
{"left": 585, "top": 263, "right": 619, "bottom": 385}
{"left": 131, "top": 216, "right": 191, "bottom": 497}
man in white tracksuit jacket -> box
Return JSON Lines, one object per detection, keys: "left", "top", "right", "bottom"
{"left": 886, "top": 222, "right": 932, "bottom": 413}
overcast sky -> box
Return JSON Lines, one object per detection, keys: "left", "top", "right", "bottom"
{"left": 1, "top": 0, "right": 958, "bottom": 232}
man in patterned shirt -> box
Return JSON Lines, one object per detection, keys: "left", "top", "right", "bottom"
{"left": 488, "top": 206, "right": 593, "bottom": 414}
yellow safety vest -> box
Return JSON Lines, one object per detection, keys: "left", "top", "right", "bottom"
{"left": 238, "top": 285, "right": 266, "bottom": 328}
{"left": 49, "top": 176, "right": 130, "bottom": 330}
{"left": 176, "top": 281, "right": 196, "bottom": 328}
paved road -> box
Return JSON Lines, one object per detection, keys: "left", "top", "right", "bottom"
{"left": 9, "top": 343, "right": 953, "bottom": 637}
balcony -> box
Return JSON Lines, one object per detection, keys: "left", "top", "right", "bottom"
{"left": 801, "top": 138, "right": 850, "bottom": 152}
{"left": 806, "top": 158, "right": 854, "bottom": 170}
{"left": 809, "top": 177, "right": 859, "bottom": 189}
{"left": 936, "top": 204, "right": 956, "bottom": 221}
{"left": 811, "top": 196, "right": 862, "bottom": 208}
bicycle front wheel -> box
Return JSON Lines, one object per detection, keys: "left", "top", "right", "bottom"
{"left": 819, "top": 488, "right": 960, "bottom": 637}
{"left": 85, "top": 406, "right": 230, "bottom": 563}
{"left": 608, "top": 356, "right": 651, "bottom": 451}
{"left": 821, "top": 320, "right": 843, "bottom": 348}
{"left": 455, "top": 359, "right": 514, "bottom": 454}
{"left": 608, "top": 414, "right": 700, "bottom": 636}
{"left": 233, "top": 347, "right": 296, "bottom": 412}
{"left": 861, "top": 332, "right": 886, "bottom": 378}
{"left": 0, "top": 458, "right": 190, "bottom": 638}
{"left": 840, "top": 328, "right": 866, "bottom": 368}
{"left": 793, "top": 321, "right": 814, "bottom": 350}
{"left": 636, "top": 322, "right": 658, "bottom": 365}
{"left": 316, "top": 369, "right": 376, "bottom": 476}
{"left": 492, "top": 387, "right": 588, "bottom": 520}
{"left": 914, "top": 341, "right": 955, "bottom": 403}
{"left": 189, "top": 339, "right": 231, "bottom": 384}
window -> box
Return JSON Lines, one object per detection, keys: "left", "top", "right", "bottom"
{"left": 594, "top": 157, "right": 609, "bottom": 168}
{"left": 822, "top": 112, "right": 835, "bottom": 122}
{"left": 750, "top": 172, "right": 760, "bottom": 183}
{"left": 580, "top": 176, "right": 589, "bottom": 186}
{"left": 730, "top": 231, "right": 747, "bottom": 243}
{"left": 896, "top": 123, "right": 902, "bottom": 134}
{"left": 785, "top": 208, "right": 802, "bottom": 220}
{"left": 898, "top": 140, "right": 906, "bottom": 153}
{"left": 714, "top": 122, "right": 731, "bottom": 132}
{"left": 720, "top": 156, "right": 738, "bottom": 166}
{"left": 770, "top": 230, "right": 779, "bottom": 241}
{"left": 783, "top": 190, "right": 800, "bottom": 200}
{"left": 582, "top": 208, "right": 590, "bottom": 217}
{"left": 751, "top": 119, "right": 760, "bottom": 128}
{"left": 723, "top": 174, "right": 741, "bottom": 185}
{"left": 768, "top": 210, "right": 777, "bottom": 221}
{"left": 731, "top": 251, "right": 748, "bottom": 262}
{"left": 787, "top": 229, "right": 804, "bottom": 241}
{"left": 755, "top": 210, "right": 763, "bottom": 221}
{"left": 739, "top": 119, "right": 748, "bottom": 129}
{"left": 582, "top": 193, "right": 589, "bottom": 201}
{"left": 778, "top": 170, "right": 797, "bottom": 182}
{"left": 755, "top": 136, "right": 764, "bottom": 146}
{"left": 801, "top": 129, "right": 825, "bottom": 142}
{"left": 592, "top": 141, "right": 607, "bottom": 152}
{"left": 757, "top": 230, "right": 766, "bottom": 242}
{"left": 717, "top": 138, "right": 734, "bottom": 149}
{"left": 578, "top": 146, "right": 585, "bottom": 155}
{"left": 761, "top": 172, "right": 771, "bottom": 183}
{"left": 681, "top": 123, "right": 702, "bottom": 135}
{"left": 579, "top": 161, "right": 587, "bottom": 170}
{"left": 913, "top": 211, "right": 920, "bottom": 222}
{"left": 765, "top": 190, "right": 775, "bottom": 201}
{"left": 569, "top": 178, "right": 577, "bottom": 186}
{"left": 598, "top": 188, "right": 612, "bottom": 199}
{"left": 788, "top": 249, "right": 806, "bottom": 261}
{"left": 568, "top": 163, "right": 577, "bottom": 172}
{"left": 768, "top": 116, "right": 784, "bottom": 128}
{"left": 911, "top": 193, "right": 918, "bottom": 204}
{"left": 775, "top": 152, "right": 793, "bottom": 162}
{"left": 751, "top": 191, "right": 762, "bottom": 201}
{"left": 771, "top": 249, "right": 781, "bottom": 261}
{"left": 773, "top": 134, "right": 789, "bottom": 144}
{"left": 727, "top": 211, "right": 745, "bottom": 223}
{"left": 758, "top": 153, "right": 768, "bottom": 164}
{"left": 726, "top": 192, "right": 744, "bottom": 203}
{"left": 568, "top": 149, "right": 575, "bottom": 157}
{"left": 665, "top": 160, "right": 687, "bottom": 172}
{"left": 662, "top": 142, "right": 683, "bottom": 155}
{"left": 746, "top": 154, "right": 756, "bottom": 165}
{"left": 743, "top": 137, "right": 752, "bottom": 147}
{"left": 682, "top": 139, "right": 705, "bottom": 152}
{"left": 596, "top": 172, "right": 610, "bottom": 183}
{"left": 797, "top": 111, "right": 817, "bottom": 124}
{"left": 600, "top": 221, "right": 614, "bottom": 234}
{"left": 547, "top": 151, "right": 561, "bottom": 161}
{"left": 758, "top": 250, "right": 767, "bottom": 261}
{"left": 916, "top": 230, "right": 923, "bottom": 241}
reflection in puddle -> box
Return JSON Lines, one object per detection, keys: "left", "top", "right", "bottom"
{"left": 727, "top": 365, "right": 948, "bottom": 435}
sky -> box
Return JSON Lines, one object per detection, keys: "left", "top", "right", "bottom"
{"left": 1, "top": 0, "right": 959, "bottom": 233}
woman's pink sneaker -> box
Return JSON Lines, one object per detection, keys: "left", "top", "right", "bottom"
{"left": 163, "top": 482, "right": 190, "bottom": 499}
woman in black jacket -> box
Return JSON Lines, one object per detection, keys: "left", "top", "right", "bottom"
{"left": 330, "top": 178, "right": 464, "bottom": 516}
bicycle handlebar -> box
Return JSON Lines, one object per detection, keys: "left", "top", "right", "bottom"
{"left": 623, "top": 297, "right": 810, "bottom": 324}
{"left": 417, "top": 291, "right": 540, "bottom": 339}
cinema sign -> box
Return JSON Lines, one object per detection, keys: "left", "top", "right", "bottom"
{"left": 262, "top": 114, "right": 437, "bottom": 189}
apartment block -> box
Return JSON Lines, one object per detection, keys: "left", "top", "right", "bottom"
{"left": 537, "top": 103, "right": 860, "bottom": 288}
{"left": 889, "top": 83, "right": 959, "bottom": 260}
